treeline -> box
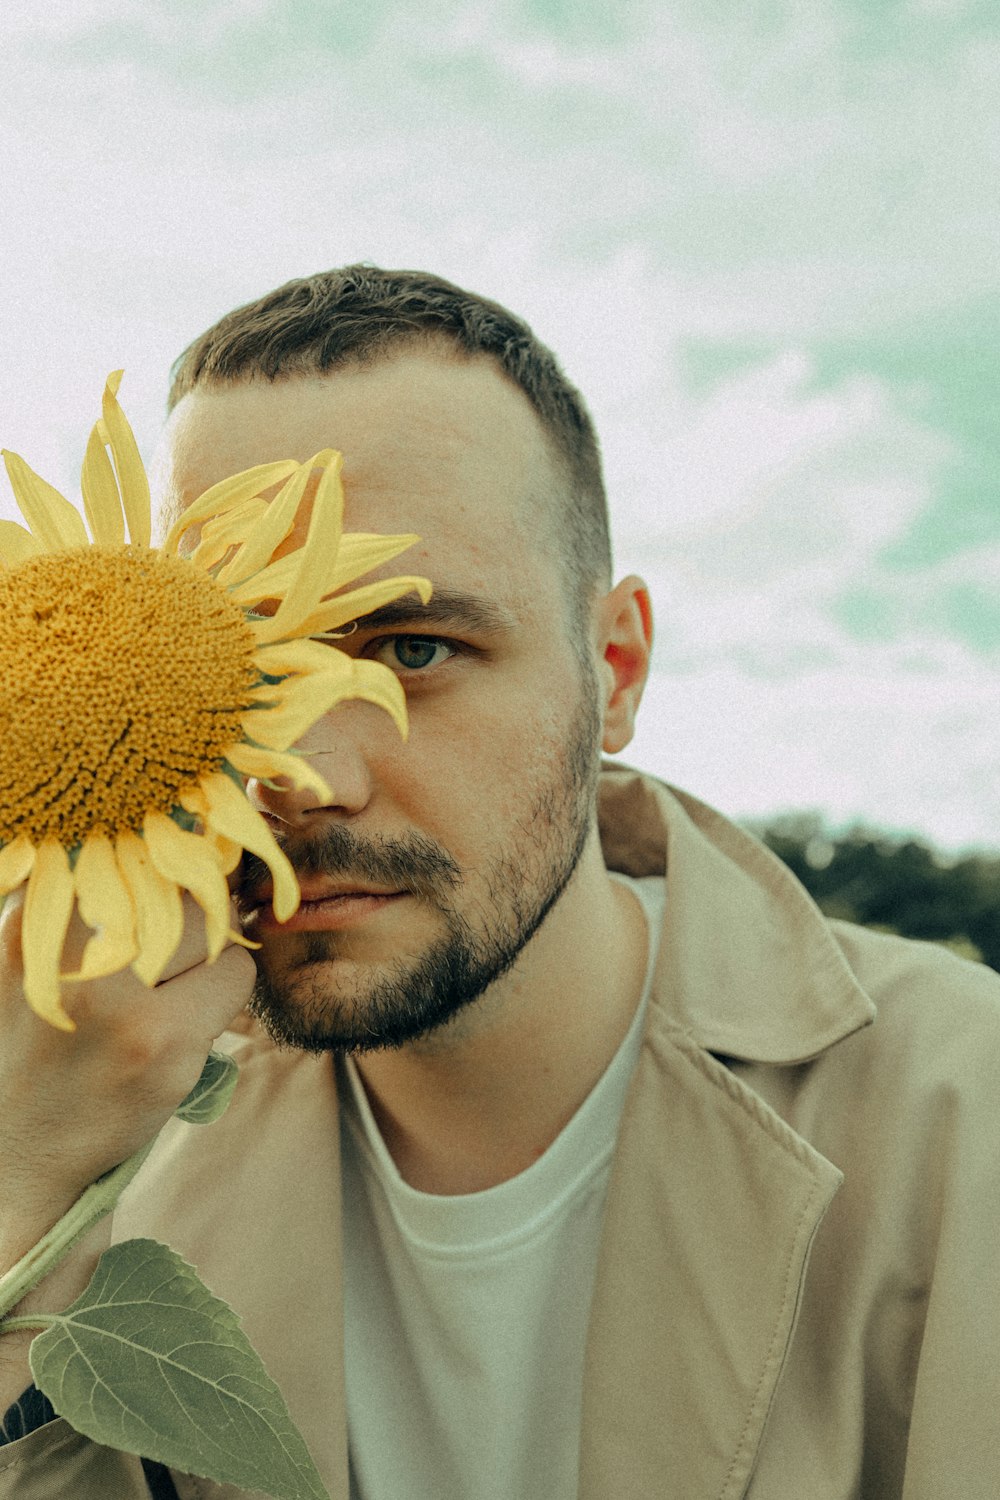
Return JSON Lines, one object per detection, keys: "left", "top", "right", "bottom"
{"left": 746, "top": 813, "right": 1000, "bottom": 973}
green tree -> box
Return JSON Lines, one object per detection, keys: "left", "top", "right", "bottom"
{"left": 747, "top": 814, "right": 1000, "bottom": 972}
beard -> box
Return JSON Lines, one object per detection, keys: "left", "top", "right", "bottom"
{"left": 234, "top": 662, "right": 603, "bottom": 1056}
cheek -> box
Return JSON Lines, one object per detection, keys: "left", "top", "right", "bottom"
{"left": 386, "top": 688, "right": 578, "bottom": 861}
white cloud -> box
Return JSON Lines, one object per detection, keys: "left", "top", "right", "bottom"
{"left": 626, "top": 639, "right": 1000, "bottom": 852}
{"left": 2, "top": 0, "right": 133, "bottom": 33}
{"left": 831, "top": 539, "right": 1000, "bottom": 651}
{"left": 2, "top": 0, "right": 999, "bottom": 850}
{"left": 603, "top": 349, "right": 953, "bottom": 676}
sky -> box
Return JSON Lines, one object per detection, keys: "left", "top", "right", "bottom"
{"left": 3, "top": 0, "right": 1000, "bottom": 852}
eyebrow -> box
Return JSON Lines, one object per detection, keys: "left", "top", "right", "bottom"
{"left": 347, "top": 586, "right": 519, "bottom": 637}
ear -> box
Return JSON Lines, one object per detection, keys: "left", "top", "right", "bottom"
{"left": 596, "top": 575, "right": 653, "bottom": 755}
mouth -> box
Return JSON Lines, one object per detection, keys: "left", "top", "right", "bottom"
{"left": 244, "top": 876, "right": 404, "bottom": 909}
{"left": 242, "top": 879, "right": 410, "bottom": 933}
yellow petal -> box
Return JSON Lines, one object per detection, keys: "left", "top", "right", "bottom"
{"left": 247, "top": 643, "right": 352, "bottom": 700}
{"left": 101, "top": 371, "right": 151, "bottom": 548}
{"left": 142, "top": 812, "right": 232, "bottom": 961}
{"left": 201, "top": 496, "right": 270, "bottom": 540}
{"left": 263, "top": 452, "right": 345, "bottom": 637}
{"left": 189, "top": 498, "right": 269, "bottom": 573}
{"left": 0, "top": 834, "right": 36, "bottom": 896}
{"left": 241, "top": 660, "right": 355, "bottom": 749}
{"left": 213, "top": 459, "right": 316, "bottom": 588}
{"left": 81, "top": 424, "right": 126, "bottom": 546}
{"left": 162, "top": 460, "right": 299, "bottom": 556}
{"left": 341, "top": 659, "right": 410, "bottom": 740}
{"left": 22, "top": 841, "right": 76, "bottom": 1031}
{"left": 0, "top": 520, "right": 45, "bottom": 568}
{"left": 253, "top": 637, "right": 343, "bottom": 676}
{"left": 227, "top": 531, "right": 421, "bottom": 610}
{"left": 189, "top": 771, "right": 301, "bottom": 922}
{"left": 207, "top": 830, "right": 244, "bottom": 877}
{"left": 243, "top": 658, "right": 408, "bottom": 748}
{"left": 1, "top": 450, "right": 89, "bottom": 552}
{"left": 62, "top": 833, "right": 137, "bottom": 982}
{"left": 116, "top": 829, "right": 184, "bottom": 986}
{"left": 225, "top": 743, "right": 332, "bottom": 802}
{"left": 294, "top": 576, "right": 433, "bottom": 639}
{"left": 173, "top": 792, "right": 260, "bottom": 950}
{"left": 189, "top": 536, "right": 236, "bottom": 576}
{"left": 225, "top": 551, "right": 299, "bottom": 607}
{"left": 324, "top": 532, "right": 422, "bottom": 587}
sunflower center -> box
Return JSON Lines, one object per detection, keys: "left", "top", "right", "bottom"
{"left": 0, "top": 545, "right": 259, "bottom": 847}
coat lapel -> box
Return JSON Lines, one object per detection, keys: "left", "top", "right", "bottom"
{"left": 579, "top": 1020, "right": 843, "bottom": 1499}
{"left": 585, "top": 768, "right": 865, "bottom": 1496}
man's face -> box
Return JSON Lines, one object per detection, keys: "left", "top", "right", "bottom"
{"left": 160, "top": 349, "right": 607, "bottom": 1054}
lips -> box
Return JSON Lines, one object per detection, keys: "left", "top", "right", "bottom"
{"left": 247, "top": 885, "right": 409, "bottom": 935}
{"left": 244, "top": 877, "right": 404, "bottom": 911}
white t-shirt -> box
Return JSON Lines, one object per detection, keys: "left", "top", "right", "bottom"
{"left": 339, "top": 872, "right": 666, "bottom": 1500}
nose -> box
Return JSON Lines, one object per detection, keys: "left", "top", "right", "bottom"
{"left": 245, "top": 708, "right": 376, "bottom": 828}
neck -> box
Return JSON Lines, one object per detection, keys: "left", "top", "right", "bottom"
{"left": 350, "top": 834, "right": 649, "bottom": 1194}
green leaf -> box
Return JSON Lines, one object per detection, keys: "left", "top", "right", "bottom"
{"left": 29, "top": 1239, "right": 330, "bottom": 1500}
{"left": 174, "top": 1049, "right": 239, "bottom": 1125}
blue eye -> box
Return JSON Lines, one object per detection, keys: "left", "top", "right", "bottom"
{"left": 373, "top": 636, "right": 455, "bottom": 672}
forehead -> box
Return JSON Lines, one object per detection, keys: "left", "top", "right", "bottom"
{"left": 158, "top": 349, "right": 560, "bottom": 604}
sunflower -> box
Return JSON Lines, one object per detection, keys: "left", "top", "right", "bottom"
{"left": 0, "top": 371, "right": 431, "bottom": 1031}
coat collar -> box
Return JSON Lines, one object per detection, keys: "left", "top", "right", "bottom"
{"left": 597, "top": 762, "right": 876, "bottom": 1062}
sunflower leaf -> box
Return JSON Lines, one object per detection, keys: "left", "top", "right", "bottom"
{"left": 173, "top": 1050, "right": 239, "bottom": 1125}
{"left": 28, "top": 1239, "right": 330, "bottom": 1499}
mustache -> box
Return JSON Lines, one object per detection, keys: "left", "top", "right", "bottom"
{"left": 233, "top": 822, "right": 461, "bottom": 908}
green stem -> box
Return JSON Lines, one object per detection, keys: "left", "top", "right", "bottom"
{"left": 0, "top": 1050, "right": 235, "bottom": 1329}
{"left": 0, "top": 1135, "right": 158, "bottom": 1325}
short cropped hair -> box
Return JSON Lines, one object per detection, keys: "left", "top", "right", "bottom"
{"left": 168, "top": 266, "right": 613, "bottom": 634}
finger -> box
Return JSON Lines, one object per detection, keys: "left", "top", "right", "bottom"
{"left": 1, "top": 883, "right": 250, "bottom": 1031}
{"left": 153, "top": 941, "right": 259, "bottom": 1041}
{"left": 153, "top": 891, "right": 225, "bottom": 984}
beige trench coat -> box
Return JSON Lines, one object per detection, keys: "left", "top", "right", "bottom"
{"left": 2, "top": 765, "right": 998, "bottom": 1498}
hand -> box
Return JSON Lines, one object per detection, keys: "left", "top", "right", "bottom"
{"left": 0, "top": 888, "right": 256, "bottom": 1258}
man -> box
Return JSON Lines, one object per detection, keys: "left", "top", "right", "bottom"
{"left": 0, "top": 266, "right": 998, "bottom": 1498}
